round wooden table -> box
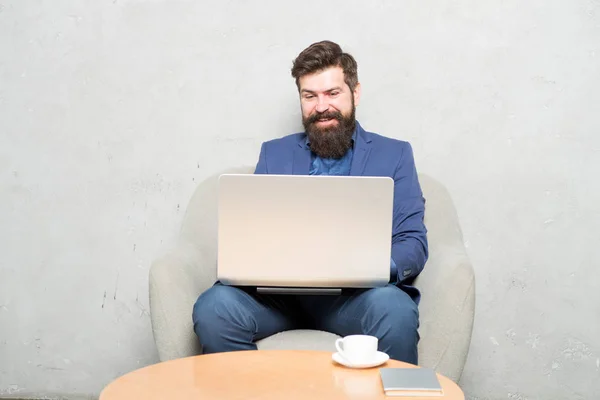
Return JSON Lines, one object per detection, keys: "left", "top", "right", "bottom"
{"left": 100, "top": 350, "right": 464, "bottom": 399}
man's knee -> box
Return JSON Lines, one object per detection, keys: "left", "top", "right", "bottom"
{"left": 362, "top": 285, "right": 419, "bottom": 363}
{"left": 364, "top": 285, "right": 419, "bottom": 332}
{"left": 192, "top": 284, "right": 260, "bottom": 353}
{"left": 192, "top": 284, "right": 244, "bottom": 333}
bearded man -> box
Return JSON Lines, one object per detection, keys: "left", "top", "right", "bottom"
{"left": 192, "top": 40, "right": 428, "bottom": 364}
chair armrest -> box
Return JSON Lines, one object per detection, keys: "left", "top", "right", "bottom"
{"left": 415, "top": 242, "right": 476, "bottom": 383}
{"left": 148, "top": 242, "right": 216, "bottom": 361}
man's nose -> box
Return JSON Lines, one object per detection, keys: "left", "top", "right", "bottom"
{"left": 315, "top": 98, "right": 329, "bottom": 113}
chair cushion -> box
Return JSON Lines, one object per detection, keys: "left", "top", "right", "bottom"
{"left": 256, "top": 329, "right": 340, "bottom": 352}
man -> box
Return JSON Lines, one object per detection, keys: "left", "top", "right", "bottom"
{"left": 192, "top": 40, "right": 428, "bottom": 364}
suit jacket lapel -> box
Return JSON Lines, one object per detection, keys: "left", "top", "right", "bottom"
{"left": 292, "top": 140, "right": 311, "bottom": 175}
{"left": 350, "top": 123, "right": 372, "bottom": 176}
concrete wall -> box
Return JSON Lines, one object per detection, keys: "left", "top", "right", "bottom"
{"left": 1, "top": 0, "right": 599, "bottom": 398}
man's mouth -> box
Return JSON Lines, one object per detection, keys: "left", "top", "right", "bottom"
{"left": 316, "top": 117, "right": 337, "bottom": 124}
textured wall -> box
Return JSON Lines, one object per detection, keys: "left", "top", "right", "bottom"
{"left": 1, "top": 0, "right": 599, "bottom": 398}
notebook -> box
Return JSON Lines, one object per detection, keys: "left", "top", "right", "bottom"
{"left": 379, "top": 367, "right": 443, "bottom": 397}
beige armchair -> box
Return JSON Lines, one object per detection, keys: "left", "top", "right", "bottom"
{"left": 149, "top": 166, "right": 475, "bottom": 383}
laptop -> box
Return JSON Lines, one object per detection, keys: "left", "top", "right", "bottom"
{"left": 216, "top": 173, "right": 394, "bottom": 294}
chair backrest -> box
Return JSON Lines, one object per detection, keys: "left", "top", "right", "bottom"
{"left": 178, "top": 166, "right": 475, "bottom": 381}
{"left": 178, "top": 166, "right": 468, "bottom": 278}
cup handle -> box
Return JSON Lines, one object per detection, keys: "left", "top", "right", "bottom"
{"left": 335, "top": 338, "right": 345, "bottom": 356}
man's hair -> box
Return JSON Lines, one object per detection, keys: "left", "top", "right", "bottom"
{"left": 291, "top": 40, "right": 359, "bottom": 91}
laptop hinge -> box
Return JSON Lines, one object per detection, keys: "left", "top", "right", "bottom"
{"left": 256, "top": 287, "right": 342, "bottom": 295}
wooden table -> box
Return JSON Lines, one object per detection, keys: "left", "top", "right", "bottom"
{"left": 100, "top": 350, "right": 464, "bottom": 399}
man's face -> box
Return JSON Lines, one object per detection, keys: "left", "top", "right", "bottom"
{"left": 298, "top": 66, "right": 361, "bottom": 159}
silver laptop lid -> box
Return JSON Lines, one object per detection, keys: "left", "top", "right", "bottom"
{"left": 216, "top": 174, "right": 394, "bottom": 289}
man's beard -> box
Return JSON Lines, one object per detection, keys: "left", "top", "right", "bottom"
{"left": 303, "top": 106, "right": 356, "bottom": 159}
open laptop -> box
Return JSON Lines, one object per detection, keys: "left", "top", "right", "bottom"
{"left": 216, "top": 173, "right": 394, "bottom": 294}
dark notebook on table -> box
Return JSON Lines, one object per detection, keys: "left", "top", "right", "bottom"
{"left": 379, "top": 367, "right": 443, "bottom": 397}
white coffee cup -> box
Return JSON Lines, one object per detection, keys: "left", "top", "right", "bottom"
{"left": 335, "top": 334, "right": 378, "bottom": 364}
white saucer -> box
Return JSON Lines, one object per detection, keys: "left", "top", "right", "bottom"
{"left": 332, "top": 351, "right": 390, "bottom": 369}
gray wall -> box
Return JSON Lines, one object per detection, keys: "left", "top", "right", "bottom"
{"left": 1, "top": 0, "right": 599, "bottom": 399}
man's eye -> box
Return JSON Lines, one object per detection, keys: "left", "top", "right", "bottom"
{"left": 330, "top": 91, "right": 339, "bottom": 96}
{"left": 304, "top": 95, "right": 314, "bottom": 99}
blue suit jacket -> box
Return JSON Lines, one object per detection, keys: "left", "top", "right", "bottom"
{"left": 253, "top": 121, "right": 428, "bottom": 301}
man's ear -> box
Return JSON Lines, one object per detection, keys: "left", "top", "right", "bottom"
{"left": 353, "top": 82, "right": 362, "bottom": 107}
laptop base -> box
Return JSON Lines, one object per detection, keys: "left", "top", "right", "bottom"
{"left": 256, "top": 287, "right": 342, "bottom": 295}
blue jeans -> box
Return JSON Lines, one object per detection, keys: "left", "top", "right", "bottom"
{"left": 192, "top": 283, "right": 420, "bottom": 364}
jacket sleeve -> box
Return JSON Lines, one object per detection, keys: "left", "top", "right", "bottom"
{"left": 390, "top": 142, "right": 429, "bottom": 283}
{"left": 254, "top": 142, "right": 268, "bottom": 174}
